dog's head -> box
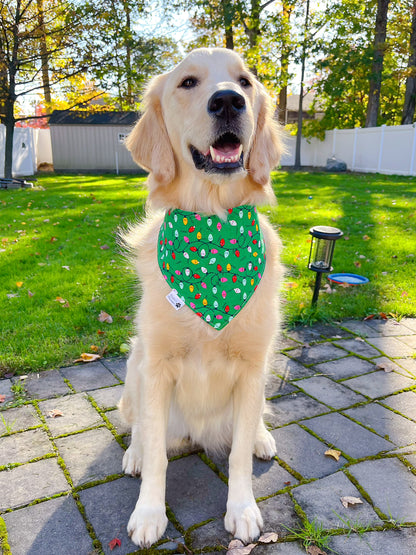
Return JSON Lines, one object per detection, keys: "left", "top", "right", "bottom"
{"left": 126, "top": 48, "right": 282, "bottom": 210}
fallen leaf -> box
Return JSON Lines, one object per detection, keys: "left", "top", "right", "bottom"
{"left": 284, "top": 282, "right": 299, "bottom": 289}
{"left": 62, "top": 266, "right": 70, "bottom": 271}
{"left": 50, "top": 236, "right": 58, "bottom": 242}
{"left": 258, "top": 532, "right": 279, "bottom": 543}
{"left": 0, "top": 394, "right": 6, "bottom": 403}
{"left": 376, "top": 362, "right": 393, "bottom": 373}
{"left": 340, "top": 496, "right": 363, "bottom": 508}
{"left": 362, "top": 235, "right": 370, "bottom": 241}
{"left": 379, "top": 312, "right": 388, "bottom": 320}
{"left": 354, "top": 337, "right": 365, "bottom": 342}
{"left": 97, "top": 330, "right": 106, "bottom": 335}
{"left": 324, "top": 449, "right": 341, "bottom": 461}
{"left": 340, "top": 282, "right": 350, "bottom": 288}
{"left": 364, "top": 314, "right": 375, "bottom": 320}
{"left": 90, "top": 345, "right": 99, "bottom": 352}
{"left": 109, "top": 537, "right": 121, "bottom": 550}
{"left": 28, "top": 290, "right": 34, "bottom": 297}
{"left": 227, "top": 539, "right": 257, "bottom": 555}
{"left": 16, "top": 281, "right": 23, "bottom": 287}
{"left": 7, "top": 293, "right": 19, "bottom": 298}
{"left": 353, "top": 261, "right": 361, "bottom": 268}
{"left": 100, "top": 244, "right": 110, "bottom": 250}
{"left": 98, "top": 310, "right": 113, "bottom": 323}
{"left": 47, "top": 409, "right": 63, "bottom": 418}
{"left": 74, "top": 353, "right": 102, "bottom": 363}
{"left": 306, "top": 546, "right": 327, "bottom": 555}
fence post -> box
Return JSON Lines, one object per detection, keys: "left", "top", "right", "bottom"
{"left": 377, "top": 124, "right": 386, "bottom": 173}
{"left": 352, "top": 127, "right": 358, "bottom": 171}
{"left": 410, "top": 124, "right": 416, "bottom": 176}
{"left": 332, "top": 128, "right": 337, "bottom": 156}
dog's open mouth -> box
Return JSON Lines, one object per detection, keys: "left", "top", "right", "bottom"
{"left": 190, "top": 132, "right": 244, "bottom": 173}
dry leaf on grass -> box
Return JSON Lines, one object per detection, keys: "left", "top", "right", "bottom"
{"left": 0, "top": 394, "right": 6, "bottom": 403}
{"left": 306, "top": 546, "right": 327, "bottom": 555}
{"left": 47, "top": 409, "right": 63, "bottom": 418}
{"left": 340, "top": 496, "right": 363, "bottom": 508}
{"left": 227, "top": 539, "right": 257, "bottom": 555}
{"left": 74, "top": 353, "right": 102, "bottom": 363}
{"left": 98, "top": 310, "right": 113, "bottom": 323}
{"left": 324, "top": 449, "right": 341, "bottom": 461}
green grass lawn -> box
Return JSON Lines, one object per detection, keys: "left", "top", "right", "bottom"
{"left": 0, "top": 171, "right": 415, "bottom": 375}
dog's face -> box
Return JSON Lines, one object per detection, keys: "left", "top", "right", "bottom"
{"left": 161, "top": 49, "right": 258, "bottom": 178}
{"left": 126, "top": 48, "right": 281, "bottom": 208}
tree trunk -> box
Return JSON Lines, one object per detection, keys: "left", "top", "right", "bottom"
{"left": 277, "top": 1, "right": 293, "bottom": 125}
{"left": 4, "top": 99, "right": 15, "bottom": 179}
{"left": 119, "top": 1, "right": 133, "bottom": 105}
{"left": 37, "top": 0, "right": 51, "bottom": 106}
{"left": 401, "top": 0, "right": 416, "bottom": 125}
{"left": 221, "top": 0, "right": 234, "bottom": 49}
{"left": 3, "top": 0, "right": 20, "bottom": 179}
{"left": 365, "top": 0, "right": 391, "bottom": 127}
{"left": 294, "top": 0, "right": 310, "bottom": 170}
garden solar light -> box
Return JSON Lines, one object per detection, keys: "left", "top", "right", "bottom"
{"left": 308, "top": 225, "right": 343, "bottom": 306}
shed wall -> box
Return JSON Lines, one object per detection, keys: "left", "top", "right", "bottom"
{"left": 50, "top": 124, "right": 139, "bottom": 172}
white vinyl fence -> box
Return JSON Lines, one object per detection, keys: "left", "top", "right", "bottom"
{"left": 280, "top": 123, "right": 416, "bottom": 176}
{"left": 2, "top": 123, "right": 416, "bottom": 177}
{"left": 0, "top": 125, "right": 52, "bottom": 177}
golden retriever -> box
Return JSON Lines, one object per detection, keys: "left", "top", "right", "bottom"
{"left": 119, "top": 47, "right": 284, "bottom": 548}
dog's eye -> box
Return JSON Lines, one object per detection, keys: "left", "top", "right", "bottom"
{"left": 239, "top": 76, "right": 251, "bottom": 88}
{"left": 179, "top": 77, "right": 198, "bottom": 89}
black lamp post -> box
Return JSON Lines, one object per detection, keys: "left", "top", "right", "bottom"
{"left": 308, "top": 226, "right": 343, "bottom": 306}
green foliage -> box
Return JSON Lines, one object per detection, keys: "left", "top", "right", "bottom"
{"left": 77, "top": 1, "right": 179, "bottom": 108}
{"left": 304, "top": 0, "right": 414, "bottom": 137}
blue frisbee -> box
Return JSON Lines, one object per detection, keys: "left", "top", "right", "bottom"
{"left": 328, "top": 273, "right": 369, "bottom": 285}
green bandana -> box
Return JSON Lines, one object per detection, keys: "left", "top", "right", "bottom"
{"left": 157, "top": 205, "right": 266, "bottom": 330}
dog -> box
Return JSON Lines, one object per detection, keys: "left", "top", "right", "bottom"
{"left": 119, "top": 47, "right": 284, "bottom": 548}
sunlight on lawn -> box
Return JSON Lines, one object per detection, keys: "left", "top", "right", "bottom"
{"left": 0, "top": 171, "right": 415, "bottom": 373}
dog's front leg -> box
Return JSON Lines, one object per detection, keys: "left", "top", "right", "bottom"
{"left": 224, "top": 371, "right": 265, "bottom": 543}
{"left": 127, "top": 369, "right": 172, "bottom": 548}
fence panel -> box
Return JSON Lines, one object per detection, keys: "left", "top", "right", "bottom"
{"left": 281, "top": 124, "right": 416, "bottom": 176}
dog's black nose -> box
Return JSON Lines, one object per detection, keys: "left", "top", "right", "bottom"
{"left": 207, "top": 90, "right": 246, "bottom": 119}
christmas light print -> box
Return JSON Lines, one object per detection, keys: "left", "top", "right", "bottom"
{"left": 157, "top": 205, "right": 266, "bottom": 330}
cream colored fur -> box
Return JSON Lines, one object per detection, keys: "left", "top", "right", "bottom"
{"left": 119, "top": 47, "right": 284, "bottom": 548}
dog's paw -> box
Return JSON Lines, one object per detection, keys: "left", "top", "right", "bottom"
{"left": 224, "top": 500, "right": 263, "bottom": 543}
{"left": 254, "top": 428, "right": 276, "bottom": 460}
{"left": 127, "top": 504, "right": 168, "bottom": 547}
{"left": 122, "top": 446, "right": 142, "bottom": 476}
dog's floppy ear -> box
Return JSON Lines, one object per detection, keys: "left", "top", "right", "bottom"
{"left": 126, "top": 74, "right": 176, "bottom": 187}
{"left": 248, "top": 86, "right": 282, "bottom": 186}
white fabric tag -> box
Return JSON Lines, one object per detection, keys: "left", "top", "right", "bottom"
{"left": 166, "top": 290, "right": 185, "bottom": 310}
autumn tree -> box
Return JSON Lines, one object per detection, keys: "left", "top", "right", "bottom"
{"left": 0, "top": 0, "right": 91, "bottom": 179}
{"left": 79, "top": 0, "right": 178, "bottom": 109}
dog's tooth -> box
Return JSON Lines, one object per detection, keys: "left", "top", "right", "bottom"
{"left": 209, "top": 146, "right": 215, "bottom": 160}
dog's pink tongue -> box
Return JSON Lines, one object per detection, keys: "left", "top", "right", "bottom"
{"left": 213, "top": 144, "right": 240, "bottom": 156}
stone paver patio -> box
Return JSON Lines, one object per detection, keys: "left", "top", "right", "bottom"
{"left": 0, "top": 318, "right": 415, "bottom": 554}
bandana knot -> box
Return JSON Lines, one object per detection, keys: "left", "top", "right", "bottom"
{"left": 157, "top": 205, "right": 266, "bottom": 330}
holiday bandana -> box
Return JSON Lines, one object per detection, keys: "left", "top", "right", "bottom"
{"left": 157, "top": 205, "right": 266, "bottom": 330}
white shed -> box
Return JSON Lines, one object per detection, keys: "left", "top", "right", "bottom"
{"left": 49, "top": 111, "right": 141, "bottom": 173}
